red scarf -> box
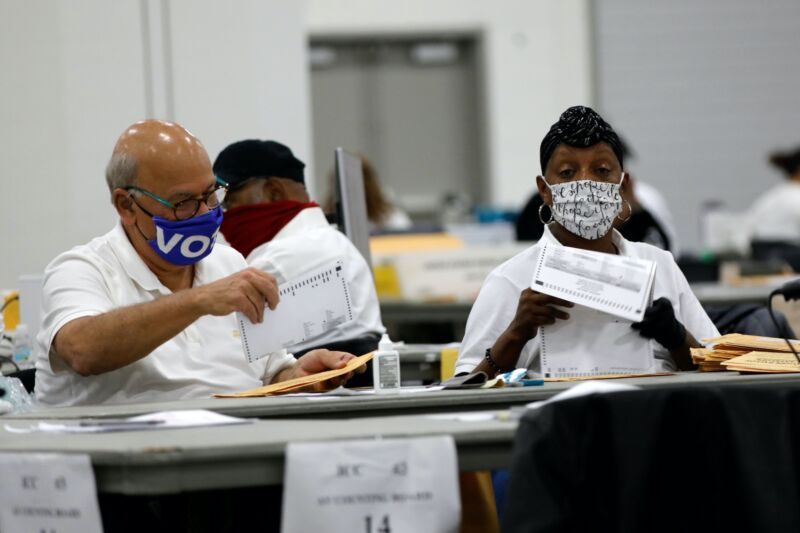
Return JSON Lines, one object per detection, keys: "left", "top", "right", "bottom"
{"left": 220, "top": 201, "right": 319, "bottom": 258}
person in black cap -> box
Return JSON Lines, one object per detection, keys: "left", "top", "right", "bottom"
{"left": 455, "top": 106, "right": 718, "bottom": 379}
{"left": 214, "top": 140, "right": 386, "bottom": 373}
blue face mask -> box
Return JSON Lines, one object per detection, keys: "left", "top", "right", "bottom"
{"left": 146, "top": 207, "right": 224, "bottom": 266}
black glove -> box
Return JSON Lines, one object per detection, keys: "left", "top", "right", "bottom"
{"left": 631, "top": 297, "right": 686, "bottom": 350}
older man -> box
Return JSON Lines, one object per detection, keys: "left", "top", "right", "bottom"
{"left": 35, "top": 120, "right": 360, "bottom": 406}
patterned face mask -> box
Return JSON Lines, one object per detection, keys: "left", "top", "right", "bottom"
{"left": 543, "top": 174, "right": 624, "bottom": 240}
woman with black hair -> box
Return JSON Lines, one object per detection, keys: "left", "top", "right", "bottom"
{"left": 456, "top": 106, "right": 719, "bottom": 378}
{"left": 515, "top": 135, "right": 677, "bottom": 252}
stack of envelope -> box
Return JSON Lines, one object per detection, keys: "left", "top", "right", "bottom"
{"left": 690, "top": 348, "right": 731, "bottom": 372}
{"left": 722, "top": 351, "right": 800, "bottom": 373}
{"left": 692, "top": 334, "right": 800, "bottom": 373}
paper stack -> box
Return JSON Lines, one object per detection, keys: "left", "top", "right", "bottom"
{"left": 690, "top": 346, "right": 745, "bottom": 372}
{"left": 694, "top": 334, "right": 800, "bottom": 373}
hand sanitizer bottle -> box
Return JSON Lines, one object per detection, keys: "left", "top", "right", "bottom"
{"left": 12, "top": 323, "right": 32, "bottom": 369}
{"left": 373, "top": 334, "right": 401, "bottom": 393}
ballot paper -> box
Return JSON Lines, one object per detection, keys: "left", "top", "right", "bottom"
{"left": 238, "top": 261, "right": 354, "bottom": 362}
{"left": 532, "top": 241, "right": 657, "bottom": 322}
{"left": 539, "top": 303, "right": 655, "bottom": 379}
{"left": 543, "top": 372, "right": 672, "bottom": 382}
{"left": 281, "top": 436, "right": 460, "bottom": 533}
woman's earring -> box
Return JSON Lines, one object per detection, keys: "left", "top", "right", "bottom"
{"left": 617, "top": 200, "right": 632, "bottom": 223}
{"left": 538, "top": 203, "right": 554, "bottom": 224}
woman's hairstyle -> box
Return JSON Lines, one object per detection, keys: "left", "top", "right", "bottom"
{"left": 769, "top": 147, "right": 800, "bottom": 178}
{"left": 323, "top": 155, "right": 393, "bottom": 225}
{"left": 540, "top": 106, "right": 624, "bottom": 174}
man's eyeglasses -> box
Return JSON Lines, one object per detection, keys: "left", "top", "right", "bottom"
{"left": 125, "top": 177, "right": 229, "bottom": 220}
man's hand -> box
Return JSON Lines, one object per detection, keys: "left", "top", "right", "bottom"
{"left": 192, "top": 267, "right": 279, "bottom": 323}
{"left": 507, "top": 288, "right": 573, "bottom": 343}
{"left": 631, "top": 297, "right": 686, "bottom": 350}
{"left": 281, "top": 349, "right": 367, "bottom": 392}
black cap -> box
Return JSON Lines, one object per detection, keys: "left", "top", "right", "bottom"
{"left": 213, "top": 139, "right": 305, "bottom": 188}
{"left": 540, "top": 106, "right": 624, "bottom": 174}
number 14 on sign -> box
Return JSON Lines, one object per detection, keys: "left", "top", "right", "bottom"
{"left": 365, "top": 514, "right": 391, "bottom": 533}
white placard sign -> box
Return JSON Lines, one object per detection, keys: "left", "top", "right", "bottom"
{"left": 281, "top": 436, "right": 460, "bottom": 533}
{"left": 0, "top": 453, "right": 103, "bottom": 533}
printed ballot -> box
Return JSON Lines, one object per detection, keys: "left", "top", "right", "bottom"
{"left": 532, "top": 242, "right": 656, "bottom": 322}
{"left": 0, "top": 453, "right": 103, "bottom": 533}
{"left": 539, "top": 303, "right": 656, "bottom": 378}
{"left": 532, "top": 242, "right": 657, "bottom": 378}
{"left": 237, "top": 261, "right": 354, "bottom": 363}
{"left": 281, "top": 436, "right": 460, "bottom": 533}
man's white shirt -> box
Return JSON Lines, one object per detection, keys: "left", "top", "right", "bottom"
{"left": 456, "top": 225, "right": 719, "bottom": 375}
{"left": 243, "top": 207, "right": 385, "bottom": 353}
{"left": 35, "top": 222, "right": 295, "bottom": 406}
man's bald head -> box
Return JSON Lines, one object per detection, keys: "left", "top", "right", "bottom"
{"left": 105, "top": 119, "right": 213, "bottom": 198}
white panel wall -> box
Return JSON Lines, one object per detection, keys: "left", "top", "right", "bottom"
{"left": 305, "top": 0, "right": 594, "bottom": 210}
{"left": 169, "top": 0, "right": 312, "bottom": 184}
{"left": 595, "top": 0, "right": 800, "bottom": 252}
{"left": 0, "top": 0, "right": 310, "bottom": 290}
{"left": 0, "top": 0, "right": 146, "bottom": 290}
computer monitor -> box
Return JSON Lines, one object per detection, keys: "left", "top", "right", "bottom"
{"left": 334, "top": 147, "right": 372, "bottom": 268}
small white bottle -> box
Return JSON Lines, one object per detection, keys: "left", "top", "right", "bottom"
{"left": 373, "top": 334, "right": 401, "bottom": 393}
{"left": 12, "top": 323, "right": 32, "bottom": 369}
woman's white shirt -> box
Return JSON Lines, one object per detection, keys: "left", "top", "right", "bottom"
{"left": 455, "top": 225, "right": 719, "bottom": 375}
